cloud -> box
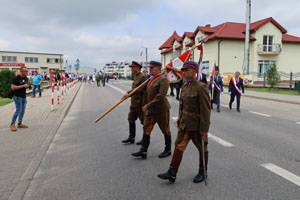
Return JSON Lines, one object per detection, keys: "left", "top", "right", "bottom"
{"left": 0, "top": 40, "right": 10, "bottom": 48}
{"left": 0, "top": 0, "right": 299, "bottom": 69}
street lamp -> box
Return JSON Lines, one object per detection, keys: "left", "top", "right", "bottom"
{"left": 65, "top": 60, "right": 68, "bottom": 72}
{"left": 141, "top": 46, "right": 148, "bottom": 71}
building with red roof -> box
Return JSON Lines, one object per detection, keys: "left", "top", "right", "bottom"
{"left": 160, "top": 17, "right": 300, "bottom": 82}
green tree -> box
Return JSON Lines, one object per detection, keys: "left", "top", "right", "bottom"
{"left": 267, "top": 64, "right": 281, "bottom": 89}
{"left": 0, "top": 70, "right": 16, "bottom": 97}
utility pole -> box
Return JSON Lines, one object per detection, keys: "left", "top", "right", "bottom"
{"left": 243, "top": 0, "right": 251, "bottom": 75}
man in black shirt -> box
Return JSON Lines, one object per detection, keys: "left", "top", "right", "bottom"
{"left": 10, "top": 66, "right": 30, "bottom": 131}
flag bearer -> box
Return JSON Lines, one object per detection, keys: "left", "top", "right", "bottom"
{"left": 132, "top": 61, "right": 172, "bottom": 159}
{"left": 122, "top": 61, "right": 147, "bottom": 144}
{"left": 209, "top": 67, "right": 223, "bottom": 112}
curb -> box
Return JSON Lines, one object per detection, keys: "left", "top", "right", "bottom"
{"left": 8, "top": 83, "right": 82, "bottom": 200}
{"left": 223, "top": 92, "right": 300, "bottom": 106}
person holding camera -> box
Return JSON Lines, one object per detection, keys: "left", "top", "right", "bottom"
{"left": 10, "top": 66, "right": 31, "bottom": 131}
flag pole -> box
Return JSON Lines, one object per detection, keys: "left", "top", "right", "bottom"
{"left": 95, "top": 72, "right": 163, "bottom": 123}
{"left": 211, "top": 63, "right": 216, "bottom": 103}
{"left": 95, "top": 44, "right": 200, "bottom": 123}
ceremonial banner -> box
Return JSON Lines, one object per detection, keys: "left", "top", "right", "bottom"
{"left": 165, "top": 49, "right": 192, "bottom": 83}
{"left": 221, "top": 74, "right": 254, "bottom": 86}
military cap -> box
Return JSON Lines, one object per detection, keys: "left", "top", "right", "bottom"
{"left": 215, "top": 66, "right": 220, "bottom": 71}
{"left": 182, "top": 61, "right": 199, "bottom": 72}
{"left": 149, "top": 61, "right": 162, "bottom": 68}
{"left": 130, "top": 61, "right": 143, "bottom": 68}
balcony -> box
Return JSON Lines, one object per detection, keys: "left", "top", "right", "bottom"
{"left": 257, "top": 44, "right": 281, "bottom": 55}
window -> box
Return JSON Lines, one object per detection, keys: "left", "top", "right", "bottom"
{"left": 201, "top": 61, "right": 209, "bottom": 75}
{"left": 25, "top": 57, "right": 38, "bottom": 63}
{"left": 47, "top": 58, "right": 61, "bottom": 64}
{"left": 258, "top": 60, "right": 276, "bottom": 77}
{"left": 263, "top": 35, "right": 274, "bottom": 52}
{"left": 2, "top": 56, "right": 17, "bottom": 62}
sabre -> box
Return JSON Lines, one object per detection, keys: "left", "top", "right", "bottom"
{"left": 202, "top": 137, "right": 208, "bottom": 186}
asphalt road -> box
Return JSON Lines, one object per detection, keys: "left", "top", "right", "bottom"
{"left": 23, "top": 80, "right": 300, "bottom": 200}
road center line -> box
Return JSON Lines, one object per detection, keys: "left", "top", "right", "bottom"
{"left": 249, "top": 111, "right": 271, "bottom": 117}
{"left": 261, "top": 163, "right": 300, "bottom": 187}
{"left": 107, "top": 83, "right": 126, "bottom": 94}
{"left": 208, "top": 133, "right": 235, "bottom": 147}
{"left": 296, "top": 122, "right": 300, "bottom": 125}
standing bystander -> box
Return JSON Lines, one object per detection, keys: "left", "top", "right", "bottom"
{"left": 10, "top": 66, "right": 31, "bottom": 131}
{"left": 32, "top": 71, "right": 43, "bottom": 98}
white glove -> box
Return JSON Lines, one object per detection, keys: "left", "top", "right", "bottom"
{"left": 221, "top": 92, "right": 224, "bottom": 95}
{"left": 242, "top": 93, "right": 244, "bottom": 96}
{"left": 228, "top": 92, "right": 231, "bottom": 95}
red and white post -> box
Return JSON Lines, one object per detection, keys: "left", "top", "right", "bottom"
{"left": 57, "top": 82, "right": 60, "bottom": 105}
{"left": 51, "top": 83, "right": 54, "bottom": 111}
{"left": 61, "top": 80, "right": 64, "bottom": 99}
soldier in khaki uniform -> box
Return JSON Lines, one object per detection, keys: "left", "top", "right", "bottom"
{"left": 158, "top": 61, "right": 211, "bottom": 183}
{"left": 122, "top": 61, "right": 147, "bottom": 144}
{"left": 132, "top": 61, "right": 172, "bottom": 159}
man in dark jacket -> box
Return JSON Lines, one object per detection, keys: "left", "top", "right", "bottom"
{"left": 229, "top": 71, "right": 245, "bottom": 112}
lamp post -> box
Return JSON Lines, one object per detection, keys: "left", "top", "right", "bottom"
{"left": 65, "top": 60, "right": 68, "bottom": 72}
{"left": 141, "top": 46, "right": 148, "bottom": 71}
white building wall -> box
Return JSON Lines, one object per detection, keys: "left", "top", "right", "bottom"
{"left": 0, "top": 51, "right": 63, "bottom": 74}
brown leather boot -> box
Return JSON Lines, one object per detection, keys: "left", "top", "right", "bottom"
{"left": 17, "top": 124, "right": 28, "bottom": 128}
{"left": 157, "top": 148, "right": 183, "bottom": 183}
{"left": 10, "top": 124, "right": 17, "bottom": 131}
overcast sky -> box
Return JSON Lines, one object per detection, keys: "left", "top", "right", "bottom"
{"left": 0, "top": 0, "right": 299, "bottom": 70}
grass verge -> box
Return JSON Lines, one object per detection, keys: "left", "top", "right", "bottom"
{"left": 0, "top": 97, "right": 13, "bottom": 106}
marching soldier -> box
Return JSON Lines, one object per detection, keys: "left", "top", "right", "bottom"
{"left": 96, "top": 73, "right": 101, "bottom": 87}
{"left": 122, "top": 61, "right": 147, "bottom": 144}
{"left": 132, "top": 61, "right": 172, "bottom": 159}
{"left": 209, "top": 67, "right": 223, "bottom": 112}
{"left": 158, "top": 61, "right": 211, "bottom": 183}
{"left": 229, "top": 71, "right": 244, "bottom": 112}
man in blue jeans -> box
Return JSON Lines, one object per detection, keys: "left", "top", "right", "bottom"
{"left": 32, "top": 71, "right": 43, "bottom": 97}
{"left": 10, "top": 66, "right": 30, "bottom": 131}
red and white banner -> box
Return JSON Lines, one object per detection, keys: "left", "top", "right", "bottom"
{"left": 166, "top": 50, "right": 192, "bottom": 83}
{"left": 231, "top": 77, "right": 242, "bottom": 95}
{"left": 214, "top": 81, "right": 221, "bottom": 92}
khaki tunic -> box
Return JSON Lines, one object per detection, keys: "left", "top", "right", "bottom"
{"left": 175, "top": 80, "right": 211, "bottom": 152}
{"left": 143, "top": 75, "right": 171, "bottom": 136}
{"left": 127, "top": 72, "right": 147, "bottom": 123}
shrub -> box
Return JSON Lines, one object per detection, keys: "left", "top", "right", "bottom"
{"left": 0, "top": 70, "right": 16, "bottom": 97}
{"left": 267, "top": 64, "right": 281, "bottom": 89}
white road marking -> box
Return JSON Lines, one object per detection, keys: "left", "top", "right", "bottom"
{"left": 221, "top": 104, "right": 229, "bottom": 108}
{"left": 297, "top": 122, "right": 300, "bottom": 125}
{"left": 171, "top": 117, "right": 234, "bottom": 147}
{"left": 208, "top": 133, "right": 235, "bottom": 147}
{"left": 261, "top": 163, "right": 300, "bottom": 187}
{"left": 249, "top": 111, "right": 271, "bottom": 117}
{"left": 107, "top": 83, "right": 126, "bottom": 94}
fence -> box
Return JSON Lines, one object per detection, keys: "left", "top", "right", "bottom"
{"left": 222, "top": 71, "right": 300, "bottom": 89}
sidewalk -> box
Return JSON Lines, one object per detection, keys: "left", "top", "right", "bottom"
{"left": 0, "top": 82, "right": 82, "bottom": 200}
